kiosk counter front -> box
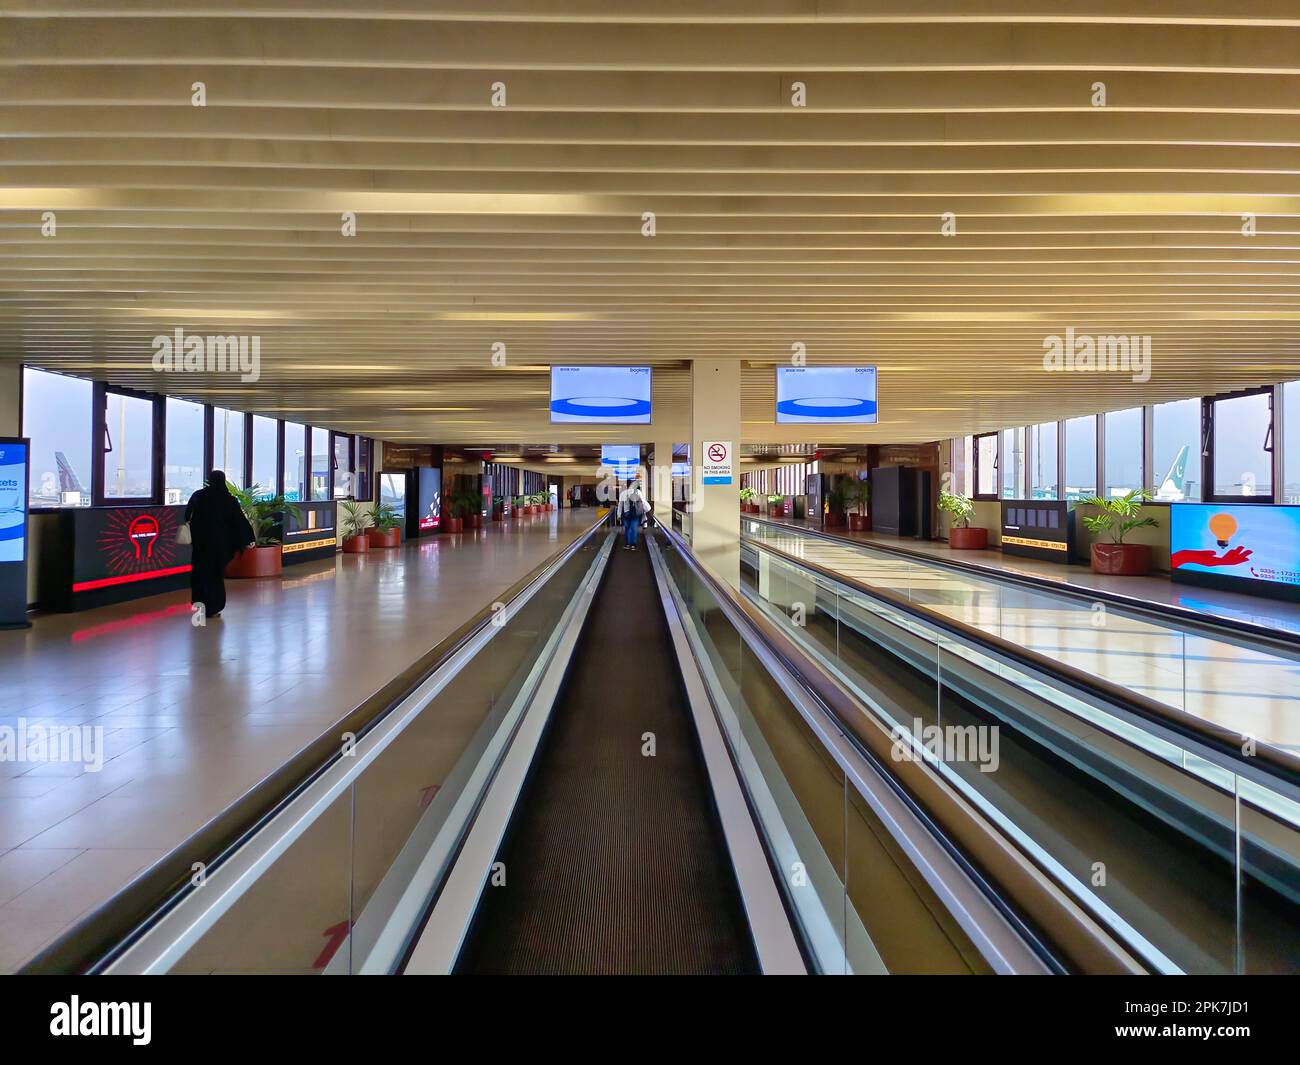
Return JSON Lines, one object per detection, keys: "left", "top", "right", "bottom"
{"left": 34, "top": 500, "right": 338, "bottom": 612}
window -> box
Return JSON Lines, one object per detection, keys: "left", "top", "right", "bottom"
{"left": 21, "top": 367, "right": 92, "bottom": 507}
{"left": 1210, "top": 389, "right": 1273, "bottom": 500}
{"left": 1063, "top": 415, "right": 1097, "bottom": 500}
{"left": 355, "top": 437, "right": 373, "bottom": 501}
{"left": 950, "top": 436, "right": 973, "bottom": 497}
{"left": 332, "top": 433, "right": 354, "bottom": 498}
{"left": 1104, "top": 407, "right": 1144, "bottom": 497}
{"left": 103, "top": 390, "right": 155, "bottom": 500}
{"left": 1028, "top": 422, "right": 1058, "bottom": 499}
{"left": 999, "top": 427, "right": 1025, "bottom": 499}
{"left": 164, "top": 397, "right": 205, "bottom": 504}
{"left": 212, "top": 407, "right": 245, "bottom": 489}
{"left": 1151, "top": 397, "right": 1201, "bottom": 501}
{"left": 975, "top": 433, "right": 998, "bottom": 498}
{"left": 250, "top": 415, "right": 278, "bottom": 498}
{"left": 1284, "top": 381, "right": 1300, "bottom": 504}
{"left": 310, "top": 427, "right": 330, "bottom": 501}
{"left": 281, "top": 422, "right": 307, "bottom": 502}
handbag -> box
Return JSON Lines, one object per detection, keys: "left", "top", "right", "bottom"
{"left": 176, "top": 522, "right": 192, "bottom": 546}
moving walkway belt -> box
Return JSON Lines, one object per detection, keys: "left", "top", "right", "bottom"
{"left": 455, "top": 534, "right": 759, "bottom": 974}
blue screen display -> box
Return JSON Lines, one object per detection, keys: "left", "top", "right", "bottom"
{"left": 1170, "top": 503, "right": 1300, "bottom": 590}
{"left": 0, "top": 442, "right": 27, "bottom": 564}
{"left": 775, "top": 367, "right": 878, "bottom": 424}
{"left": 551, "top": 366, "right": 652, "bottom": 424}
{"left": 600, "top": 444, "right": 640, "bottom": 479}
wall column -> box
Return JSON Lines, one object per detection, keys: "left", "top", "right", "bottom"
{"left": 690, "top": 359, "right": 741, "bottom": 590}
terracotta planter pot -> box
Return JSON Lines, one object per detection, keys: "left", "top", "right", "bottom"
{"left": 341, "top": 534, "right": 369, "bottom": 555}
{"left": 949, "top": 527, "right": 989, "bottom": 550}
{"left": 492, "top": 508, "right": 503, "bottom": 521}
{"left": 225, "top": 544, "right": 282, "bottom": 578}
{"left": 825, "top": 511, "right": 846, "bottom": 528}
{"left": 467, "top": 512, "right": 483, "bottom": 529}
{"left": 1091, "top": 542, "right": 1151, "bottom": 576}
{"left": 445, "top": 516, "right": 464, "bottom": 533}
{"left": 849, "top": 513, "right": 870, "bottom": 532}
{"left": 367, "top": 527, "right": 401, "bottom": 549}
{"left": 768, "top": 504, "right": 783, "bottom": 517}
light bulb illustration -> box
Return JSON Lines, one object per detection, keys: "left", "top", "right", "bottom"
{"left": 1208, "top": 512, "right": 1237, "bottom": 548}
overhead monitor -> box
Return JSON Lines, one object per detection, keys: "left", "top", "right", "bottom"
{"left": 775, "top": 366, "right": 878, "bottom": 424}
{"left": 550, "top": 366, "right": 652, "bottom": 424}
{"left": 600, "top": 444, "right": 640, "bottom": 480}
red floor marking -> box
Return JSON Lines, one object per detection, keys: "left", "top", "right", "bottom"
{"left": 313, "top": 919, "right": 354, "bottom": 969}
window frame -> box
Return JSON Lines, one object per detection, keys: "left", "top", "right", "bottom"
{"left": 95, "top": 382, "right": 162, "bottom": 506}
{"left": 1203, "top": 385, "right": 1276, "bottom": 504}
{"left": 973, "top": 431, "right": 998, "bottom": 500}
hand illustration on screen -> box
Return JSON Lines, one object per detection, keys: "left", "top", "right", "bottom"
{"left": 1170, "top": 545, "right": 1253, "bottom": 569}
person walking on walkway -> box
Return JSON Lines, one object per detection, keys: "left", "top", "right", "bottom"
{"left": 618, "top": 480, "right": 647, "bottom": 550}
{"left": 185, "top": 470, "right": 255, "bottom": 619}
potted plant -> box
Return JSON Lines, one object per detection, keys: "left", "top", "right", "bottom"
{"left": 739, "top": 486, "right": 757, "bottom": 513}
{"left": 1079, "top": 489, "right": 1158, "bottom": 575}
{"left": 224, "top": 483, "right": 301, "bottom": 578}
{"left": 446, "top": 488, "right": 480, "bottom": 534}
{"left": 767, "top": 492, "right": 784, "bottom": 518}
{"left": 843, "top": 477, "right": 870, "bottom": 532}
{"left": 340, "top": 501, "right": 371, "bottom": 554}
{"left": 491, "top": 494, "right": 504, "bottom": 521}
{"left": 513, "top": 495, "right": 528, "bottom": 519}
{"left": 938, "top": 491, "right": 987, "bottom": 549}
{"left": 465, "top": 491, "right": 485, "bottom": 528}
{"left": 824, "top": 483, "right": 847, "bottom": 528}
{"left": 367, "top": 501, "right": 402, "bottom": 548}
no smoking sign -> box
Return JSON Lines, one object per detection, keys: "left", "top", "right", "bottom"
{"left": 702, "top": 440, "right": 733, "bottom": 485}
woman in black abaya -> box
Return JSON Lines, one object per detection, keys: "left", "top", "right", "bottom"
{"left": 185, "top": 470, "right": 255, "bottom": 618}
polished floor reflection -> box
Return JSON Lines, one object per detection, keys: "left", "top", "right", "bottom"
{"left": 0, "top": 510, "right": 603, "bottom": 972}
{"left": 745, "top": 521, "right": 1300, "bottom": 752}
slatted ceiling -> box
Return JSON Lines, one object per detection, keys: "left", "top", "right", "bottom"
{"left": 1, "top": 6, "right": 1298, "bottom": 447}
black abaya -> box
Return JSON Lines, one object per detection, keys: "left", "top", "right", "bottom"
{"left": 185, "top": 481, "right": 255, "bottom": 615}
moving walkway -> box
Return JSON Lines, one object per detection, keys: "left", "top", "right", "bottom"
{"left": 739, "top": 525, "right": 1300, "bottom": 974}
{"left": 28, "top": 518, "right": 1272, "bottom": 976}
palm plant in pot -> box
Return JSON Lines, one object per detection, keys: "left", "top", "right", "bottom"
{"left": 445, "top": 488, "right": 479, "bottom": 533}
{"left": 938, "top": 491, "right": 987, "bottom": 549}
{"left": 513, "top": 494, "right": 528, "bottom": 519}
{"left": 340, "top": 500, "right": 371, "bottom": 554}
{"left": 766, "top": 492, "right": 784, "bottom": 517}
{"left": 843, "top": 477, "right": 870, "bottom": 532}
{"left": 367, "top": 501, "right": 402, "bottom": 548}
{"left": 1078, "top": 489, "right": 1158, "bottom": 575}
{"left": 824, "top": 483, "right": 847, "bottom": 527}
{"left": 225, "top": 482, "right": 301, "bottom": 577}
{"left": 491, "top": 494, "right": 504, "bottom": 521}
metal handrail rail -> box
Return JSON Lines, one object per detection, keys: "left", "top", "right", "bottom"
{"left": 743, "top": 515, "right": 1300, "bottom": 661}
{"left": 21, "top": 514, "right": 610, "bottom": 975}
{"left": 744, "top": 532, "right": 1300, "bottom": 787}
{"left": 658, "top": 526, "right": 1145, "bottom": 975}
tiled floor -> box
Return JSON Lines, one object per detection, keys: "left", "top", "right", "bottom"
{"left": 745, "top": 519, "right": 1300, "bottom": 752}
{"left": 0, "top": 510, "right": 604, "bottom": 972}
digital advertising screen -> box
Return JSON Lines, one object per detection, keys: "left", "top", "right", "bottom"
{"left": 69, "top": 505, "right": 192, "bottom": 605}
{"left": 0, "top": 438, "right": 30, "bottom": 627}
{"left": 0, "top": 440, "right": 27, "bottom": 564}
{"left": 417, "top": 467, "right": 441, "bottom": 532}
{"left": 775, "top": 366, "right": 878, "bottom": 424}
{"left": 1170, "top": 503, "right": 1300, "bottom": 601}
{"left": 550, "top": 366, "right": 652, "bottom": 424}
{"left": 600, "top": 445, "right": 640, "bottom": 480}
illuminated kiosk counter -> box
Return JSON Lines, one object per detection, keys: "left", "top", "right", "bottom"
{"left": 35, "top": 500, "right": 337, "bottom": 612}
{"left": 999, "top": 500, "right": 1077, "bottom": 563}
{"left": 1170, "top": 502, "right": 1300, "bottom": 604}
{"left": 37, "top": 504, "right": 192, "bottom": 612}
